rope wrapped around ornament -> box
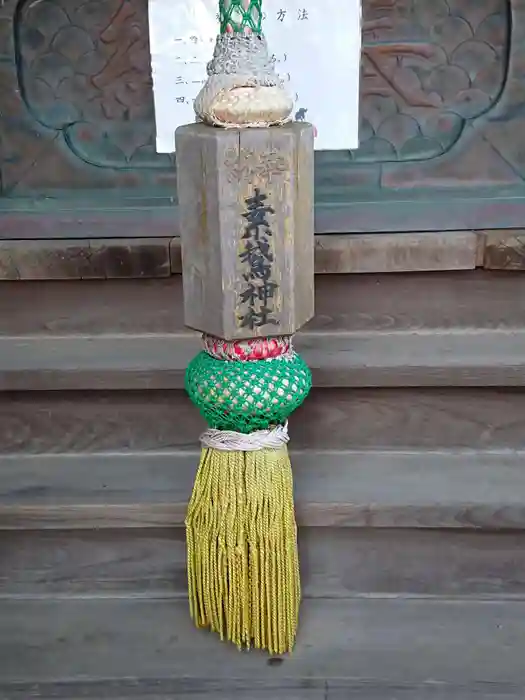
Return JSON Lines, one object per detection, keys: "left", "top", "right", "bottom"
{"left": 184, "top": 338, "right": 311, "bottom": 654}
{"left": 201, "top": 421, "right": 289, "bottom": 451}
{"left": 202, "top": 333, "right": 293, "bottom": 361}
{"left": 194, "top": 0, "right": 293, "bottom": 127}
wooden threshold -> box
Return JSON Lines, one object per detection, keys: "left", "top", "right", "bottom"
{"left": 0, "top": 231, "right": 481, "bottom": 280}
{"left": 4, "top": 230, "right": 525, "bottom": 278}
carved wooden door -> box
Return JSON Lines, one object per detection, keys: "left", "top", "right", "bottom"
{"left": 0, "top": 0, "right": 524, "bottom": 238}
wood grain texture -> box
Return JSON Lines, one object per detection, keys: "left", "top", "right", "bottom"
{"left": 0, "top": 239, "right": 171, "bottom": 280}
{"left": 174, "top": 124, "right": 236, "bottom": 339}
{"left": 313, "top": 232, "right": 479, "bottom": 274}
{"left": 483, "top": 230, "right": 525, "bottom": 270}
{"left": 2, "top": 450, "right": 525, "bottom": 530}
{"left": 3, "top": 331, "right": 525, "bottom": 390}
{"left": 3, "top": 528, "right": 525, "bottom": 598}
{"left": 175, "top": 123, "right": 315, "bottom": 338}
{"left": 2, "top": 272, "right": 525, "bottom": 389}
{"left": 1, "top": 0, "right": 525, "bottom": 245}
{"left": 0, "top": 211, "right": 181, "bottom": 242}
{"left": 0, "top": 682, "right": 325, "bottom": 700}
{"left": 2, "top": 598, "right": 525, "bottom": 684}
{"left": 4, "top": 272, "right": 524, "bottom": 335}
{"left": 0, "top": 232, "right": 483, "bottom": 281}
{"left": 2, "top": 388, "right": 525, "bottom": 453}
{"left": 3, "top": 678, "right": 525, "bottom": 700}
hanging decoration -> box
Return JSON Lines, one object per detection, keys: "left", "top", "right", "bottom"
{"left": 184, "top": 336, "right": 311, "bottom": 653}
{"left": 176, "top": 0, "right": 316, "bottom": 654}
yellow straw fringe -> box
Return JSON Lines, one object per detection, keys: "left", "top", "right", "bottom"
{"left": 185, "top": 445, "right": 301, "bottom": 655}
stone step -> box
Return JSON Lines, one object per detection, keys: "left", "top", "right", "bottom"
{"left": 1, "top": 597, "right": 525, "bottom": 696}
{"left": 1, "top": 271, "right": 524, "bottom": 390}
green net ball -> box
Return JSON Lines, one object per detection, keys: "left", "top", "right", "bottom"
{"left": 185, "top": 351, "right": 312, "bottom": 433}
{"left": 220, "top": 0, "right": 262, "bottom": 34}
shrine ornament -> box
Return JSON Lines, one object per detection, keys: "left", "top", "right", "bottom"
{"left": 176, "top": 0, "right": 315, "bottom": 655}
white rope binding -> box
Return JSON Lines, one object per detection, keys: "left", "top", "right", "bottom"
{"left": 200, "top": 421, "right": 289, "bottom": 452}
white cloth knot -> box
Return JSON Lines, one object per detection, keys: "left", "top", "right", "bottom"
{"left": 200, "top": 422, "right": 289, "bottom": 452}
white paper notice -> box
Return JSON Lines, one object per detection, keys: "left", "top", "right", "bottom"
{"left": 148, "top": 0, "right": 361, "bottom": 153}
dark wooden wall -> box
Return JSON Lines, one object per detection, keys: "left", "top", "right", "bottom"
{"left": 2, "top": 0, "right": 525, "bottom": 236}
{"left": 2, "top": 270, "right": 525, "bottom": 699}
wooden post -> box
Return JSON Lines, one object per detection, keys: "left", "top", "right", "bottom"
{"left": 176, "top": 123, "right": 315, "bottom": 340}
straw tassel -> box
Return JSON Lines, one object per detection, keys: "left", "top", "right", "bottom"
{"left": 186, "top": 446, "right": 300, "bottom": 654}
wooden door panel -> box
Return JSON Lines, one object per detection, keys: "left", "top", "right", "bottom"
{"left": 0, "top": 0, "right": 524, "bottom": 235}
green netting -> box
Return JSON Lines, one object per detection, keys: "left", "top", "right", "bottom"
{"left": 186, "top": 351, "right": 312, "bottom": 433}
{"left": 219, "top": 0, "right": 263, "bottom": 34}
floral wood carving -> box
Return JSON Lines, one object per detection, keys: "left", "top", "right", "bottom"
{"left": 357, "top": 0, "right": 508, "bottom": 162}
{"left": 15, "top": 0, "right": 509, "bottom": 170}
{"left": 0, "top": 0, "right": 522, "bottom": 201}
{"left": 16, "top": 0, "right": 170, "bottom": 169}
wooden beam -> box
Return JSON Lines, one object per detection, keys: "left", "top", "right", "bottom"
{"left": 2, "top": 195, "right": 525, "bottom": 237}
{"left": 1, "top": 329, "right": 524, "bottom": 390}
{"left": 483, "top": 229, "right": 525, "bottom": 270}
{"left": 0, "top": 238, "right": 171, "bottom": 280}
{"left": 312, "top": 232, "right": 478, "bottom": 274}
{"left": 0, "top": 232, "right": 481, "bottom": 280}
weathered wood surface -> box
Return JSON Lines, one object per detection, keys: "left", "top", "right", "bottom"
{"left": 2, "top": 450, "right": 525, "bottom": 530}
{"left": 4, "top": 388, "right": 525, "bottom": 452}
{"left": 483, "top": 230, "right": 525, "bottom": 270}
{"left": 175, "top": 124, "right": 315, "bottom": 338}
{"left": 2, "top": 678, "right": 525, "bottom": 700}
{"left": 0, "top": 232, "right": 482, "bottom": 280}
{"left": 2, "top": 272, "right": 525, "bottom": 389}
{"left": 0, "top": 239, "right": 171, "bottom": 280}
{"left": 313, "top": 232, "right": 479, "bottom": 274}
{"left": 1, "top": 682, "right": 325, "bottom": 700}
{"left": 4, "top": 272, "right": 524, "bottom": 334}
{"left": 3, "top": 528, "right": 525, "bottom": 598}
{"left": 2, "top": 598, "right": 525, "bottom": 684}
